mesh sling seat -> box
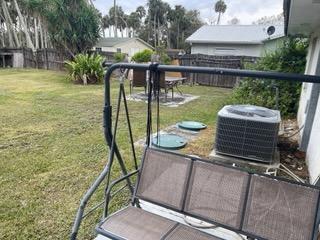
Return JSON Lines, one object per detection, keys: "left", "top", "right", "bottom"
{"left": 96, "top": 148, "right": 320, "bottom": 240}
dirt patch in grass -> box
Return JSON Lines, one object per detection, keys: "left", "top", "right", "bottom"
{"left": 278, "top": 119, "right": 309, "bottom": 181}
{"left": 181, "top": 127, "right": 215, "bottom": 158}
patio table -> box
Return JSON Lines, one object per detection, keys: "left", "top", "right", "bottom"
{"left": 165, "top": 76, "right": 186, "bottom": 98}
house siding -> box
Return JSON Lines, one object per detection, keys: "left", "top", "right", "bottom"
{"left": 190, "top": 38, "right": 283, "bottom": 57}
{"left": 114, "top": 39, "right": 153, "bottom": 57}
{"left": 262, "top": 38, "right": 284, "bottom": 55}
{"left": 297, "top": 33, "right": 320, "bottom": 184}
{"left": 191, "top": 43, "right": 263, "bottom": 57}
{"left": 95, "top": 39, "right": 153, "bottom": 58}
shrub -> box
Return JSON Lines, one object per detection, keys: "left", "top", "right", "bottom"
{"left": 155, "top": 45, "right": 172, "bottom": 65}
{"left": 65, "top": 54, "right": 105, "bottom": 84}
{"left": 232, "top": 38, "right": 308, "bottom": 117}
{"left": 131, "top": 49, "right": 153, "bottom": 63}
{"left": 114, "top": 52, "right": 127, "bottom": 63}
{"left": 159, "top": 53, "right": 171, "bottom": 65}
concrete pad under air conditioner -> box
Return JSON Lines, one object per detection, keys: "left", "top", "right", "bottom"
{"left": 209, "top": 149, "right": 280, "bottom": 174}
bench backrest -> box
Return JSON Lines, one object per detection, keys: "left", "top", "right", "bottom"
{"left": 135, "top": 148, "right": 320, "bottom": 240}
{"left": 131, "top": 70, "right": 147, "bottom": 87}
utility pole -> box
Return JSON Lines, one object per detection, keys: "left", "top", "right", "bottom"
{"left": 114, "top": 0, "right": 118, "bottom": 37}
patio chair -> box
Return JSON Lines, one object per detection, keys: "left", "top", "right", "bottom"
{"left": 96, "top": 148, "right": 320, "bottom": 240}
{"left": 130, "top": 69, "right": 147, "bottom": 95}
{"left": 159, "top": 72, "right": 174, "bottom": 101}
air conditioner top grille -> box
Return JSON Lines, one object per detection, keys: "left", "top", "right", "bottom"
{"left": 219, "top": 105, "right": 281, "bottom": 123}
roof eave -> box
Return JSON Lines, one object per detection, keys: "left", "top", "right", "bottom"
{"left": 136, "top": 38, "right": 155, "bottom": 50}
{"left": 262, "top": 35, "right": 286, "bottom": 43}
{"left": 186, "top": 40, "right": 263, "bottom": 45}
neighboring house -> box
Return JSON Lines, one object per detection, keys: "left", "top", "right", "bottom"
{"left": 93, "top": 37, "right": 154, "bottom": 57}
{"left": 186, "top": 25, "right": 285, "bottom": 57}
{"left": 284, "top": 0, "right": 320, "bottom": 184}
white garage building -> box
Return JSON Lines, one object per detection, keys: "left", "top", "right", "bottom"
{"left": 186, "top": 25, "right": 285, "bottom": 57}
{"left": 93, "top": 37, "right": 154, "bottom": 58}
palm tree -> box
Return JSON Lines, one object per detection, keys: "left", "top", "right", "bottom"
{"left": 102, "top": 15, "right": 110, "bottom": 37}
{"left": 13, "top": 0, "right": 35, "bottom": 51}
{"left": 1, "top": 0, "right": 20, "bottom": 47}
{"left": 113, "top": 0, "right": 117, "bottom": 37}
{"left": 136, "top": 6, "right": 146, "bottom": 19}
{"left": 127, "top": 12, "right": 140, "bottom": 37}
{"left": 215, "top": 0, "right": 227, "bottom": 25}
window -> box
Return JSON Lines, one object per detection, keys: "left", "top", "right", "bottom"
{"left": 95, "top": 47, "right": 102, "bottom": 52}
{"left": 215, "top": 47, "right": 237, "bottom": 55}
{"left": 116, "top": 48, "right": 122, "bottom": 53}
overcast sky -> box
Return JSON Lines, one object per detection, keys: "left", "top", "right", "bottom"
{"left": 93, "top": 0, "right": 283, "bottom": 25}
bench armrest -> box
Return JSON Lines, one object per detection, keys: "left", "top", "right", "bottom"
{"left": 105, "top": 170, "right": 139, "bottom": 217}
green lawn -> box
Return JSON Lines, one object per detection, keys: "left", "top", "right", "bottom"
{"left": 0, "top": 69, "right": 231, "bottom": 239}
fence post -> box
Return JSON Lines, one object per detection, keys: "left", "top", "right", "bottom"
{"left": 45, "top": 48, "right": 49, "bottom": 70}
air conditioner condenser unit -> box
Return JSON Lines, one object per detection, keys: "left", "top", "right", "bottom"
{"left": 215, "top": 105, "right": 281, "bottom": 163}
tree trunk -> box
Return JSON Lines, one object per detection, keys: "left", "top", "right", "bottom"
{"left": 39, "top": 18, "right": 44, "bottom": 49}
{"left": 34, "top": 17, "right": 39, "bottom": 49}
{"left": 167, "top": 25, "right": 171, "bottom": 49}
{"left": 147, "top": 15, "right": 151, "bottom": 43}
{"left": 13, "top": 0, "right": 35, "bottom": 51}
{"left": 154, "top": 13, "right": 157, "bottom": 47}
{"left": 1, "top": 0, "right": 20, "bottom": 47}
{"left": 102, "top": 25, "right": 106, "bottom": 38}
{"left": 44, "top": 29, "right": 48, "bottom": 48}
{"left": 177, "top": 23, "right": 180, "bottom": 49}
{"left": 0, "top": 12, "right": 5, "bottom": 47}
{"left": 157, "top": 17, "right": 160, "bottom": 47}
{"left": 217, "top": 12, "right": 221, "bottom": 25}
{"left": 114, "top": 0, "right": 118, "bottom": 37}
{"left": 0, "top": 25, "right": 5, "bottom": 47}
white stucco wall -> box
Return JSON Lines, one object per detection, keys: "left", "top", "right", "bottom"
{"left": 307, "top": 95, "right": 320, "bottom": 183}
{"left": 297, "top": 37, "right": 320, "bottom": 128}
{"left": 114, "top": 39, "right": 153, "bottom": 57}
{"left": 297, "top": 33, "right": 320, "bottom": 183}
{"left": 13, "top": 53, "right": 24, "bottom": 68}
{"left": 96, "top": 39, "right": 153, "bottom": 57}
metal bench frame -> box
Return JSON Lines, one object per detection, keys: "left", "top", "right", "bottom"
{"left": 70, "top": 63, "right": 320, "bottom": 240}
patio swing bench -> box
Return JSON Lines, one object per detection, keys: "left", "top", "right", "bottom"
{"left": 96, "top": 148, "right": 320, "bottom": 240}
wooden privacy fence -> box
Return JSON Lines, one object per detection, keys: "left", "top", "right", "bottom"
{"left": 88, "top": 50, "right": 117, "bottom": 62}
{"left": 0, "top": 48, "right": 69, "bottom": 70}
{"left": 36, "top": 49, "right": 68, "bottom": 71}
{"left": 23, "top": 48, "right": 37, "bottom": 68}
{"left": 179, "top": 54, "right": 258, "bottom": 88}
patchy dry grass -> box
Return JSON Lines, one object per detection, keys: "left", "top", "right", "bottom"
{"left": 181, "top": 126, "right": 216, "bottom": 158}
{"left": 0, "top": 69, "right": 231, "bottom": 239}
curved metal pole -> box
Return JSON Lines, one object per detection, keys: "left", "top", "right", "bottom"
{"left": 104, "top": 62, "right": 320, "bottom": 83}
{"left": 71, "top": 66, "right": 139, "bottom": 240}
{"left": 121, "top": 84, "right": 138, "bottom": 170}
